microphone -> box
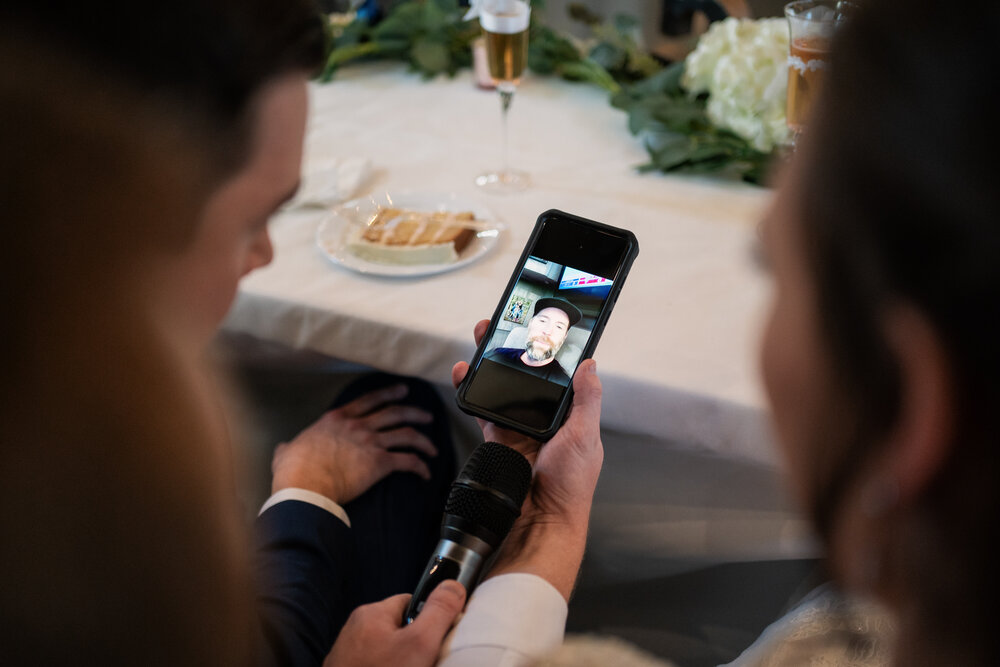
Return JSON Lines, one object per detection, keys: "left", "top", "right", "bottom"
{"left": 403, "top": 441, "right": 532, "bottom": 623}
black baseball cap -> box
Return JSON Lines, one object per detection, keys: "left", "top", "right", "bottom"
{"left": 532, "top": 297, "right": 582, "bottom": 327}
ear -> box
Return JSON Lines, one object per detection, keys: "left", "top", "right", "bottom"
{"left": 880, "top": 306, "right": 956, "bottom": 505}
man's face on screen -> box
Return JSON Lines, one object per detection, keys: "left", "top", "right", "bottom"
{"left": 524, "top": 307, "right": 570, "bottom": 363}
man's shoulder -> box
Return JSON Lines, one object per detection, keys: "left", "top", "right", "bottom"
{"left": 550, "top": 360, "right": 571, "bottom": 382}
{"left": 486, "top": 347, "right": 523, "bottom": 360}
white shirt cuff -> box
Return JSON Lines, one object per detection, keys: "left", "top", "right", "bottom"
{"left": 441, "top": 573, "right": 567, "bottom": 665}
{"left": 258, "top": 488, "right": 351, "bottom": 527}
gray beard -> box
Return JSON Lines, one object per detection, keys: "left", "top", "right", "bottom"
{"left": 525, "top": 338, "right": 561, "bottom": 362}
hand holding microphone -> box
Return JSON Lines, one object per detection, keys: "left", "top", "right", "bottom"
{"left": 404, "top": 441, "right": 532, "bottom": 623}
{"left": 452, "top": 339, "right": 604, "bottom": 601}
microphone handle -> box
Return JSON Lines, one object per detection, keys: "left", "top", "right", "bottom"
{"left": 403, "top": 529, "right": 495, "bottom": 624}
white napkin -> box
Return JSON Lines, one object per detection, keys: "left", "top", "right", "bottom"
{"left": 287, "top": 156, "right": 372, "bottom": 209}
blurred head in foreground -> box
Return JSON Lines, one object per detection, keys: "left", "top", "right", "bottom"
{"left": 0, "top": 0, "right": 326, "bottom": 345}
{"left": 0, "top": 39, "right": 253, "bottom": 665}
{"left": 0, "top": 0, "right": 325, "bottom": 663}
{"left": 759, "top": 0, "right": 999, "bottom": 663}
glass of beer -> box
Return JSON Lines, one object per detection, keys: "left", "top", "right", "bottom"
{"left": 475, "top": 0, "right": 530, "bottom": 194}
{"left": 785, "top": 1, "right": 849, "bottom": 143}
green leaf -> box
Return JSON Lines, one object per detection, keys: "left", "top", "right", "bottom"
{"left": 652, "top": 102, "right": 707, "bottom": 133}
{"left": 429, "top": 0, "right": 461, "bottom": 12}
{"left": 626, "top": 50, "right": 663, "bottom": 80}
{"left": 528, "top": 24, "right": 582, "bottom": 75}
{"left": 567, "top": 2, "right": 603, "bottom": 26}
{"left": 320, "top": 41, "right": 382, "bottom": 81}
{"left": 641, "top": 124, "right": 686, "bottom": 153}
{"left": 609, "top": 90, "right": 631, "bottom": 111}
{"left": 420, "top": 0, "right": 449, "bottom": 32}
{"left": 618, "top": 92, "right": 706, "bottom": 136}
{"left": 371, "top": 37, "right": 412, "bottom": 54}
{"left": 647, "top": 133, "right": 695, "bottom": 169}
{"left": 625, "top": 105, "right": 654, "bottom": 135}
{"left": 330, "top": 17, "right": 370, "bottom": 49}
{"left": 614, "top": 13, "right": 639, "bottom": 32}
{"left": 558, "top": 60, "right": 619, "bottom": 93}
{"left": 411, "top": 37, "right": 451, "bottom": 75}
{"left": 741, "top": 160, "right": 772, "bottom": 185}
{"left": 372, "top": 3, "right": 423, "bottom": 40}
{"left": 687, "top": 140, "right": 737, "bottom": 162}
{"left": 626, "top": 61, "right": 686, "bottom": 97}
{"left": 588, "top": 42, "right": 627, "bottom": 72}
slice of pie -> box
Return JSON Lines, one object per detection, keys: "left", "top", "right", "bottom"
{"left": 347, "top": 208, "right": 481, "bottom": 265}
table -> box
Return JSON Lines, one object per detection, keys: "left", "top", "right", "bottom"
{"left": 223, "top": 62, "right": 778, "bottom": 466}
{"left": 224, "top": 63, "right": 820, "bottom": 574}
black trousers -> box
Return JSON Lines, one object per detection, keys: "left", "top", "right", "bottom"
{"left": 254, "top": 372, "right": 459, "bottom": 667}
{"left": 335, "top": 372, "right": 458, "bottom": 607}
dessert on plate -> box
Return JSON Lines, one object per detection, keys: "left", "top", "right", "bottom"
{"left": 346, "top": 207, "right": 485, "bottom": 265}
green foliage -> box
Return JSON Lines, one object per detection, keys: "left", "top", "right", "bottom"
{"left": 611, "top": 63, "right": 775, "bottom": 184}
{"left": 528, "top": 23, "right": 619, "bottom": 92}
{"left": 320, "top": 0, "right": 478, "bottom": 81}
{"left": 567, "top": 4, "right": 662, "bottom": 85}
{"left": 318, "top": 0, "right": 778, "bottom": 184}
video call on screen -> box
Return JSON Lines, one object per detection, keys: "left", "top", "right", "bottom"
{"left": 465, "top": 254, "right": 614, "bottom": 431}
{"left": 463, "top": 214, "right": 631, "bottom": 433}
{"left": 484, "top": 256, "right": 613, "bottom": 383}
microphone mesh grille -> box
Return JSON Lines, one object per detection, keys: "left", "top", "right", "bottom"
{"left": 445, "top": 485, "right": 517, "bottom": 539}
{"left": 443, "top": 442, "right": 532, "bottom": 542}
{"left": 459, "top": 441, "right": 532, "bottom": 503}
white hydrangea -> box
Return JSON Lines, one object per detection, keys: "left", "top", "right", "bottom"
{"left": 682, "top": 17, "right": 791, "bottom": 152}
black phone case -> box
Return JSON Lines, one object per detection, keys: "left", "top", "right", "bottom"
{"left": 455, "top": 209, "right": 639, "bottom": 440}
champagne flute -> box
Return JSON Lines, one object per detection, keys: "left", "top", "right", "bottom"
{"left": 785, "top": 1, "right": 851, "bottom": 145}
{"left": 475, "top": 0, "right": 530, "bottom": 193}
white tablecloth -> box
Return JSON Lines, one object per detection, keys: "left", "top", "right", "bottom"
{"left": 224, "top": 63, "right": 778, "bottom": 465}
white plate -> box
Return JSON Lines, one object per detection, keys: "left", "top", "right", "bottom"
{"left": 316, "top": 191, "right": 504, "bottom": 277}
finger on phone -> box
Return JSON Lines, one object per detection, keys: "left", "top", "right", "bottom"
{"left": 451, "top": 361, "right": 469, "bottom": 389}
{"left": 568, "top": 359, "right": 602, "bottom": 425}
{"left": 473, "top": 319, "right": 489, "bottom": 345}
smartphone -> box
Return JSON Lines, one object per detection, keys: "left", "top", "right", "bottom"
{"left": 456, "top": 209, "right": 639, "bottom": 440}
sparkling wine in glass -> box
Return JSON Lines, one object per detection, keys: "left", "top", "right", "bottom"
{"left": 785, "top": 1, "right": 850, "bottom": 145}
{"left": 475, "top": 0, "right": 530, "bottom": 193}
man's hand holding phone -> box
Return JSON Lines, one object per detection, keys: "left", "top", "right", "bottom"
{"left": 451, "top": 319, "right": 604, "bottom": 601}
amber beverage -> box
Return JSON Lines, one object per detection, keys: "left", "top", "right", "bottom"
{"left": 786, "top": 36, "right": 832, "bottom": 134}
{"left": 484, "top": 28, "right": 528, "bottom": 84}
{"left": 784, "top": 1, "right": 844, "bottom": 142}
{"left": 476, "top": 0, "right": 532, "bottom": 193}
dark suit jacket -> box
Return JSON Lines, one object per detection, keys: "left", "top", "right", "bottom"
{"left": 254, "top": 500, "right": 356, "bottom": 667}
{"left": 251, "top": 373, "right": 456, "bottom": 667}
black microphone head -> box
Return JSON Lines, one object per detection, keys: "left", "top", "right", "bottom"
{"left": 458, "top": 441, "right": 532, "bottom": 502}
{"left": 443, "top": 441, "right": 532, "bottom": 548}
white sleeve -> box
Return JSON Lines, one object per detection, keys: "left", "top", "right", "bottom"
{"left": 439, "top": 573, "right": 567, "bottom": 667}
{"left": 258, "top": 487, "right": 351, "bottom": 527}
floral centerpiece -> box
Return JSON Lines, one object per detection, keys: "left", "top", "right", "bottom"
{"left": 682, "top": 17, "right": 791, "bottom": 153}
{"left": 320, "top": 0, "right": 791, "bottom": 185}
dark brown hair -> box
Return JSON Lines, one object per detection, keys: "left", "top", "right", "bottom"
{"left": 1, "top": 0, "right": 327, "bottom": 175}
{"left": 798, "top": 0, "right": 1000, "bottom": 662}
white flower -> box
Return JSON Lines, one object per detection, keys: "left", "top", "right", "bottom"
{"left": 682, "top": 17, "right": 791, "bottom": 152}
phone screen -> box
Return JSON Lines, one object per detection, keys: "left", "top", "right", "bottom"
{"left": 458, "top": 210, "right": 637, "bottom": 439}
